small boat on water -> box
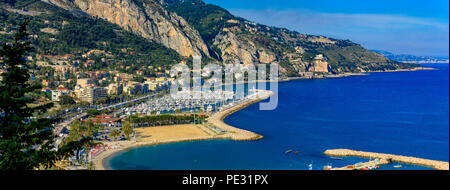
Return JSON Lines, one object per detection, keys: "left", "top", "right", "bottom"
{"left": 330, "top": 157, "right": 343, "bottom": 160}
{"left": 367, "top": 165, "right": 379, "bottom": 170}
{"left": 393, "top": 165, "right": 402, "bottom": 168}
{"left": 285, "top": 150, "right": 293, "bottom": 154}
{"left": 294, "top": 151, "right": 299, "bottom": 154}
{"left": 323, "top": 164, "right": 333, "bottom": 170}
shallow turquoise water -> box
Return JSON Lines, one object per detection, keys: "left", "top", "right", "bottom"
{"left": 108, "top": 64, "right": 448, "bottom": 170}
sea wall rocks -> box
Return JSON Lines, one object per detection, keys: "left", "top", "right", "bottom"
{"left": 324, "top": 149, "right": 449, "bottom": 170}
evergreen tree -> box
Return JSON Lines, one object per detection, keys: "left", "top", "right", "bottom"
{"left": 0, "top": 21, "right": 85, "bottom": 170}
{"left": 59, "top": 95, "right": 76, "bottom": 106}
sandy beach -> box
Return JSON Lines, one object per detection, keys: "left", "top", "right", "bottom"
{"left": 326, "top": 73, "right": 369, "bottom": 78}
{"left": 92, "top": 90, "right": 273, "bottom": 170}
{"left": 135, "top": 124, "right": 214, "bottom": 142}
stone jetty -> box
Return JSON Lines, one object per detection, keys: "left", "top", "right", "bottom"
{"left": 324, "top": 149, "right": 449, "bottom": 170}
{"left": 207, "top": 90, "right": 274, "bottom": 141}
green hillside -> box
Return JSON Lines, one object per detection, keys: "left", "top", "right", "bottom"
{"left": 1, "top": 0, "right": 181, "bottom": 74}
{"left": 164, "top": 0, "right": 418, "bottom": 74}
{"left": 1, "top": 0, "right": 419, "bottom": 77}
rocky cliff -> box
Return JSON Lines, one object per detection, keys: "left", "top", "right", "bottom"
{"left": 47, "top": 0, "right": 209, "bottom": 57}
{"left": 165, "top": 0, "right": 419, "bottom": 76}
{"left": 211, "top": 28, "right": 334, "bottom": 75}
{"left": 2, "top": 0, "right": 419, "bottom": 77}
{"left": 213, "top": 31, "right": 277, "bottom": 65}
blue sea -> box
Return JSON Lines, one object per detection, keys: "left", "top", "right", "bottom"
{"left": 108, "top": 64, "right": 449, "bottom": 170}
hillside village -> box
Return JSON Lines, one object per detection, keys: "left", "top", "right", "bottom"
{"left": 1, "top": 48, "right": 175, "bottom": 104}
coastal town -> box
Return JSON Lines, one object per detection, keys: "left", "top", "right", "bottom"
{"left": 0, "top": 0, "right": 448, "bottom": 174}
{"left": 0, "top": 48, "right": 279, "bottom": 170}
{"left": 52, "top": 87, "right": 273, "bottom": 170}
{"left": 0, "top": 44, "right": 445, "bottom": 171}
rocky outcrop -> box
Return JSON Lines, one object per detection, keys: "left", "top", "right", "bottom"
{"left": 213, "top": 31, "right": 277, "bottom": 65}
{"left": 40, "top": 27, "right": 59, "bottom": 35}
{"left": 41, "top": 0, "right": 77, "bottom": 11}
{"left": 212, "top": 31, "right": 331, "bottom": 75}
{"left": 47, "top": 0, "right": 209, "bottom": 57}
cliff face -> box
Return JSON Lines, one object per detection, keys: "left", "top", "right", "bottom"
{"left": 164, "top": 0, "right": 419, "bottom": 76}
{"left": 48, "top": 0, "right": 209, "bottom": 57}
{"left": 213, "top": 31, "right": 277, "bottom": 65}
{"left": 212, "top": 30, "right": 328, "bottom": 75}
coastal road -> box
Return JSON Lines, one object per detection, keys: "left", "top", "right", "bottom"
{"left": 54, "top": 92, "right": 162, "bottom": 134}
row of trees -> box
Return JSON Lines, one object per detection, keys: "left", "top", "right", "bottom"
{"left": 128, "top": 114, "right": 208, "bottom": 128}
{"left": 65, "top": 119, "right": 133, "bottom": 142}
{"left": 64, "top": 121, "right": 100, "bottom": 144}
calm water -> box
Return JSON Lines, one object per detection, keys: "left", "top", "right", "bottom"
{"left": 108, "top": 64, "right": 449, "bottom": 170}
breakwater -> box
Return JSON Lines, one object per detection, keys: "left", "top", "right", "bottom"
{"left": 207, "top": 90, "right": 274, "bottom": 141}
{"left": 324, "top": 149, "right": 449, "bottom": 170}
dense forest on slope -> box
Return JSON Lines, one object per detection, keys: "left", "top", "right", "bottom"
{"left": 164, "top": 0, "right": 240, "bottom": 44}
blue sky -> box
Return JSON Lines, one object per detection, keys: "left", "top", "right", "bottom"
{"left": 203, "top": 0, "right": 449, "bottom": 57}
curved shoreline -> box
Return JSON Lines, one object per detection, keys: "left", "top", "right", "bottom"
{"left": 324, "top": 149, "right": 449, "bottom": 170}
{"left": 97, "top": 136, "right": 233, "bottom": 170}
{"left": 92, "top": 67, "right": 439, "bottom": 170}
{"left": 93, "top": 90, "right": 274, "bottom": 170}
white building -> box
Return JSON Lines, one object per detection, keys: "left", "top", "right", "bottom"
{"left": 51, "top": 88, "right": 69, "bottom": 102}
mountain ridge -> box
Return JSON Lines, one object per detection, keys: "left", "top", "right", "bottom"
{"left": 1, "top": 0, "right": 420, "bottom": 77}
{"left": 163, "top": 0, "right": 419, "bottom": 76}
{"left": 372, "top": 50, "right": 449, "bottom": 64}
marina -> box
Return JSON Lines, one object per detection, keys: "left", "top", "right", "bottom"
{"left": 93, "top": 90, "right": 274, "bottom": 169}
{"left": 113, "top": 90, "right": 245, "bottom": 116}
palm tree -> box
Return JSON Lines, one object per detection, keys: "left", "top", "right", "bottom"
{"left": 122, "top": 121, "right": 133, "bottom": 140}
{"left": 109, "top": 130, "right": 121, "bottom": 141}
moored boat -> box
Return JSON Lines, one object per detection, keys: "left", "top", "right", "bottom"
{"left": 323, "top": 164, "right": 333, "bottom": 170}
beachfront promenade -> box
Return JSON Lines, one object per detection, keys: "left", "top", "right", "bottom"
{"left": 324, "top": 149, "right": 449, "bottom": 170}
